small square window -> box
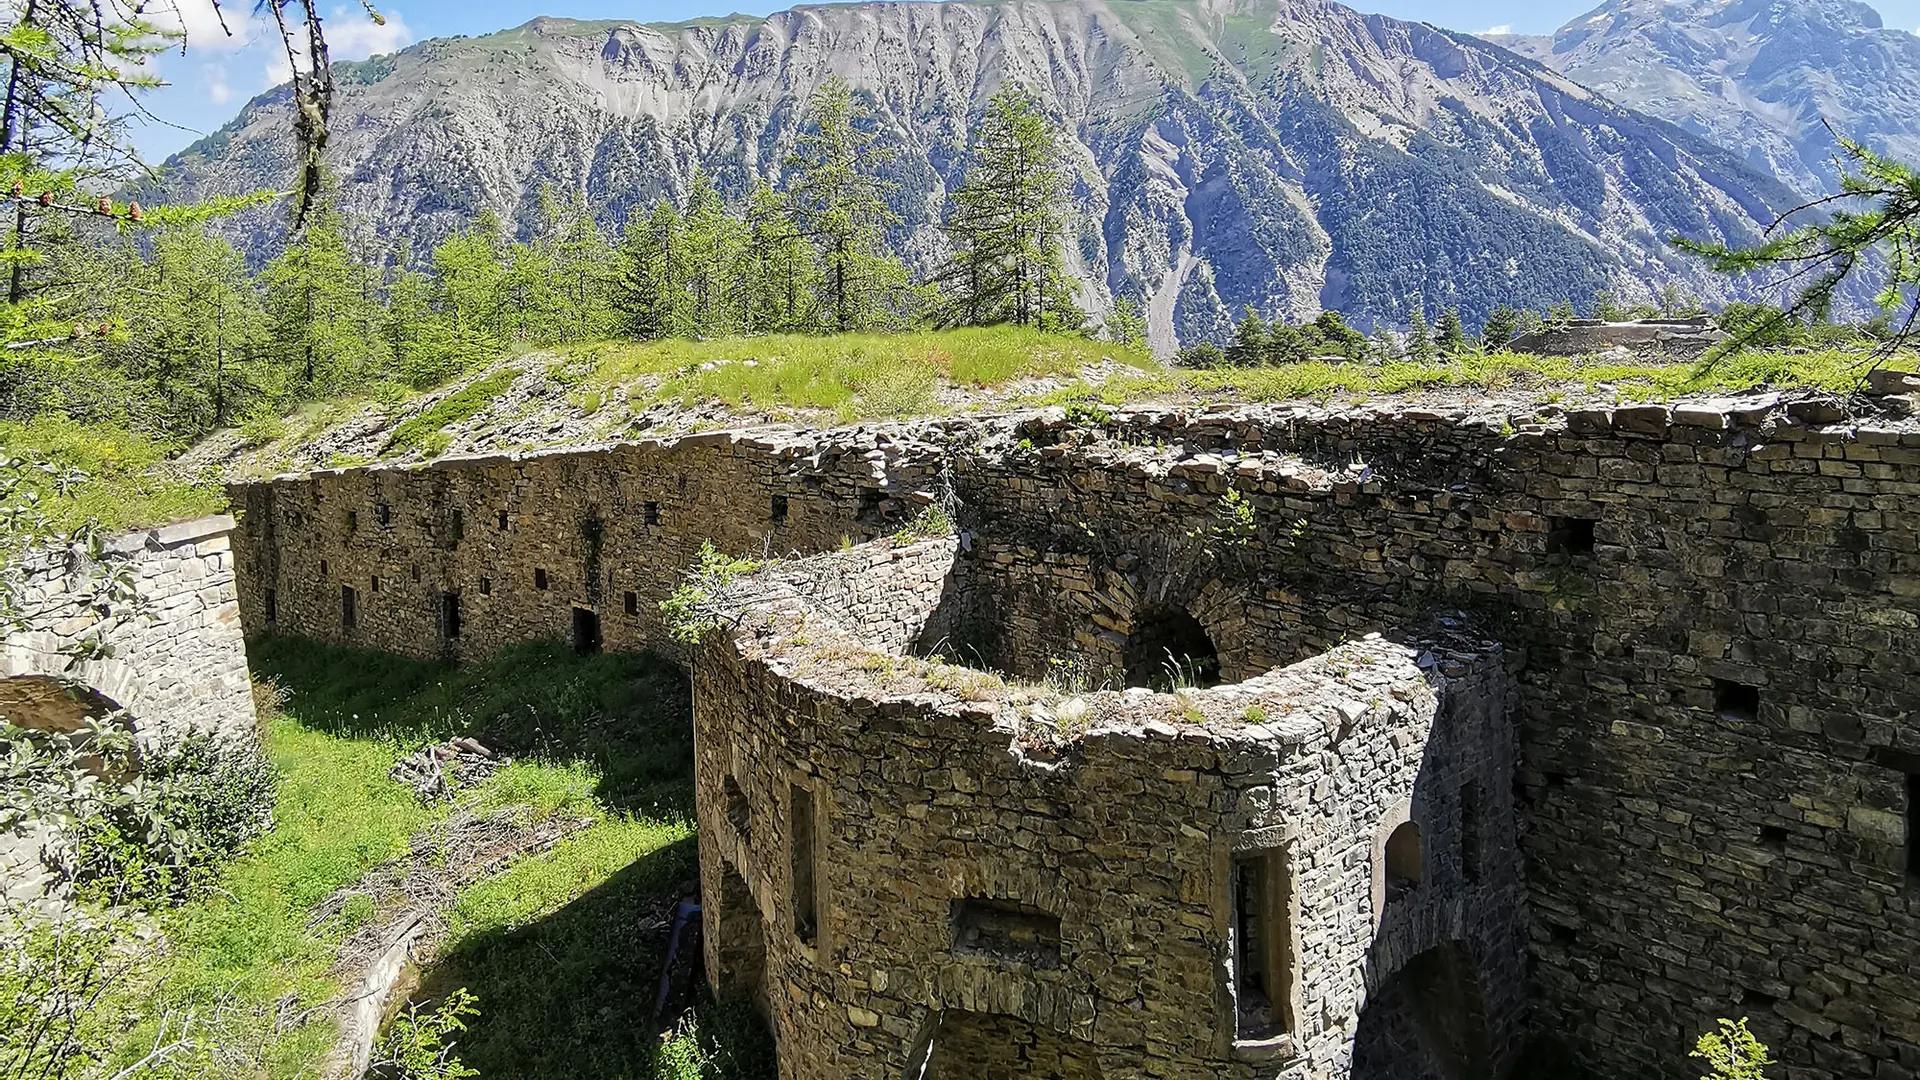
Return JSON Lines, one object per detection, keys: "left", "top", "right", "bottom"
{"left": 644, "top": 502, "right": 660, "bottom": 526}
{"left": 1546, "top": 516, "right": 1596, "bottom": 556}
{"left": 1712, "top": 679, "right": 1760, "bottom": 722}
{"left": 534, "top": 568, "right": 549, "bottom": 591}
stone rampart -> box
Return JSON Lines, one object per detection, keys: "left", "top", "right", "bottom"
{"left": 2, "top": 514, "right": 257, "bottom": 903}
{"left": 695, "top": 538, "right": 1522, "bottom": 1080}
{"left": 233, "top": 391, "right": 1920, "bottom": 1079}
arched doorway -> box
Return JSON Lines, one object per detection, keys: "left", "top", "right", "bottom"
{"left": 1123, "top": 606, "right": 1221, "bottom": 691}
{"left": 1351, "top": 941, "right": 1493, "bottom": 1080}
{"left": 908, "top": 1010, "right": 1103, "bottom": 1080}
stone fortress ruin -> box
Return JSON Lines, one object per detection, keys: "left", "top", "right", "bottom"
{"left": 227, "top": 387, "right": 1920, "bottom": 1080}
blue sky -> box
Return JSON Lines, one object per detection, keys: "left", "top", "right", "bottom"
{"left": 128, "top": 0, "right": 1920, "bottom": 164}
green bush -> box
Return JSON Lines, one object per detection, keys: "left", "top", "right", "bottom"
{"left": 651, "top": 999, "right": 775, "bottom": 1080}
{"left": 64, "top": 728, "right": 279, "bottom": 905}
{"left": 384, "top": 369, "right": 517, "bottom": 457}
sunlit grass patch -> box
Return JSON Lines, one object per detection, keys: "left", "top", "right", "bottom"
{"left": 0, "top": 416, "right": 226, "bottom": 531}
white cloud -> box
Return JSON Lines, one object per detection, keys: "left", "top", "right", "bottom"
{"left": 1478, "top": 24, "right": 1514, "bottom": 35}
{"left": 264, "top": 7, "right": 412, "bottom": 87}
{"left": 203, "top": 62, "right": 231, "bottom": 104}
{"left": 154, "top": 0, "right": 255, "bottom": 54}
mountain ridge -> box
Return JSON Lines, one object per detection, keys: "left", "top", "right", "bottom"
{"left": 155, "top": 0, "right": 1806, "bottom": 349}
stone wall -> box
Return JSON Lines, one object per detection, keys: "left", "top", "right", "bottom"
{"left": 235, "top": 390, "right": 1920, "bottom": 1079}
{"left": 228, "top": 430, "right": 943, "bottom": 661}
{"left": 2, "top": 514, "right": 257, "bottom": 904}
{"left": 693, "top": 538, "right": 1523, "bottom": 1080}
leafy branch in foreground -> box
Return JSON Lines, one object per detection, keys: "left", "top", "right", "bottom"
{"left": 660, "top": 542, "right": 763, "bottom": 646}
{"left": 1677, "top": 132, "right": 1920, "bottom": 361}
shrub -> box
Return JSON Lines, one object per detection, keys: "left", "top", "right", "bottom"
{"left": 660, "top": 542, "right": 762, "bottom": 646}
{"left": 369, "top": 989, "right": 480, "bottom": 1080}
{"left": 651, "top": 998, "right": 775, "bottom": 1080}
{"left": 237, "top": 409, "right": 290, "bottom": 448}
{"left": 1693, "top": 1017, "right": 1774, "bottom": 1080}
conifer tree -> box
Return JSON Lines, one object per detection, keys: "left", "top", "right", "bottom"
{"left": 936, "top": 83, "right": 1082, "bottom": 330}
{"left": 260, "top": 208, "right": 390, "bottom": 394}
{"left": 1224, "top": 307, "right": 1267, "bottom": 368}
{"left": 681, "top": 171, "right": 746, "bottom": 337}
{"left": 738, "top": 181, "right": 819, "bottom": 335}
{"left": 1480, "top": 304, "right": 1519, "bottom": 351}
{"left": 1406, "top": 305, "right": 1435, "bottom": 361}
{"left": 786, "top": 78, "right": 913, "bottom": 332}
{"left": 1105, "top": 295, "right": 1146, "bottom": 345}
{"left": 1436, "top": 308, "right": 1467, "bottom": 354}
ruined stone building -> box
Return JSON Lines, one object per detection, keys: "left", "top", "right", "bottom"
{"left": 1, "top": 515, "right": 257, "bottom": 903}
{"left": 230, "top": 391, "right": 1920, "bottom": 1080}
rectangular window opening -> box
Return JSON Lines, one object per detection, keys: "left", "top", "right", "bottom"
{"left": 346, "top": 510, "right": 358, "bottom": 532}
{"left": 497, "top": 510, "right": 509, "bottom": 530}
{"left": 450, "top": 508, "right": 464, "bottom": 546}
{"left": 572, "top": 606, "right": 601, "bottom": 655}
{"left": 951, "top": 897, "right": 1060, "bottom": 969}
{"left": 441, "top": 592, "right": 462, "bottom": 640}
{"left": 534, "top": 568, "right": 549, "bottom": 591}
{"left": 371, "top": 575, "right": 380, "bottom": 593}
{"left": 644, "top": 501, "right": 660, "bottom": 526}
{"left": 376, "top": 502, "right": 391, "bottom": 527}
{"left": 1758, "top": 825, "right": 1789, "bottom": 852}
{"left": 479, "top": 577, "right": 492, "bottom": 596}
{"left": 623, "top": 590, "right": 638, "bottom": 616}
{"left": 340, "top": 585, "right": 358, "bottom": 631}
{"left": 320, "top": 559, "right": 330, "bottom": 578}
{"left": 770, "top": 495, "right": 789, "bottom": 525}
{"left": 1460, "top": 780, "right": 1482, "bottom": 884}
{"left": 1546, "top": 516, "right": 1597, "bottom": 556}
{"left": 1713, "top": 679, "right": 1760, "bottom": 722}
{"left": 791, "top": 784, "right": 819, "bottom": 945}
{"left": 1231, "top": 849, "right": 1293, "bottom": 1042}
{"left": 263, "top": 588, "right": 277, "bottom": 626}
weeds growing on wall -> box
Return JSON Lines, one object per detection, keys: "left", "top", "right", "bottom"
{"left": 661, "top": 543, "right": 765, "bottom": 647}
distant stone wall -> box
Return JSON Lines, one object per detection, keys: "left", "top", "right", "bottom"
{"left": 235, "top": 390, "right": 1920, "bottom": 1080}
{"left": 227, "top": 430, "right": 944, "bottom": 661}
{"left": 694, "top": 537, "right": 1522, "bottom": 1080}
{"left": 2, "top": 515, "right": 257, "bottom": 905}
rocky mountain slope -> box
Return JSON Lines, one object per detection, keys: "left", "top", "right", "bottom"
{"left": 156, "top": 0, "right": 1805, "bottom": 349}
{"left": 1491, "top": 0, "right": 1920, "bottom": 195}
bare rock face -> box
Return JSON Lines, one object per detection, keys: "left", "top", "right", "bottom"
{"left": 1490, "top": 0, "right": 1920, "bottom": 196}
{"left": 155, "top": 0, "right": 1808, "bottom": 347}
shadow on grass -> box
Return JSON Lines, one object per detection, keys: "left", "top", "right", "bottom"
{"left": 413, "top": 835, "right": 770, "bottom": 1079}
{"left": 249, "top": 635, "right": 695, "bottom": 818}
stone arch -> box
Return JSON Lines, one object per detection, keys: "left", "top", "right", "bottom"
{"left": 1370, "top": 802, "right": 1420, "bottom": 924}
{"left": 1, "top": 631, "right": 145, "bottom": 732}
{"left": 905, "top": 1010, "right": 1103, "bottom": 1080}
{"left": 1351, "top": 940, "right": 1493, "bottom": 1080}
{"left": 1123, "top": 603, "right": 1221, "bottom": 689}
{"left": 0, "top": 674, "right": 121, "bottom": 735}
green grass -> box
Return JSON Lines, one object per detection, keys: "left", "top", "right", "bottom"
{"left": 0, "top": 416, "right": 226, "bottom": 531}
{"left": 384, "top": 368, "right": 518, "bottom": 457}
{"left": 1024, "top": 347, "right": 1902, "bottom": 409}
{"left": 568, "top": 326, "right": 1152, "bottom": 421}
{"left": 102, "top": 638, "right": 747, "bottom": 1079}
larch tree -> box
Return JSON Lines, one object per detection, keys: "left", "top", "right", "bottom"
{"left": 785, "top": 78, "right": 912, "bottom": 332}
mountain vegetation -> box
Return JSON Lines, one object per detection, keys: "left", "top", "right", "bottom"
{"left": 150, "top": 0, "right": 1814, "bottom": 351}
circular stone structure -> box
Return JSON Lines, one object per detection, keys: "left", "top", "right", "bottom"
{"left": 693, "top": 535, "right": 1525, "bottom": 1080}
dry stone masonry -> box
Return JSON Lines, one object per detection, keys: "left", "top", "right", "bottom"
{"left": 231, "top": 387, "right": 1920, "bottom": 1080}
{"left": 2, "top": 515, "right": 257, "bottom": 903}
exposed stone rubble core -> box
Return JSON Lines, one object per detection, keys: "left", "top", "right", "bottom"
{"left": 1, "top": 515, "right": 258, "bottom": 904}
{"left": 232, "top": 391, "right": 1920, "bottom": 1080}
{"left": 697, "top": 537, "right": 1523, "bottom": 1080}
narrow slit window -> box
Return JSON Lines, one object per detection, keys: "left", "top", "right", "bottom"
{"left": 450, "top": 508, "right": 464, "bottom": 545}
{"left": 340, "top": 585, "right": 358, "bottom": 631}
{"left": 791, "top": 784, "right": 818, "bottom": 945}
{"left": 320, "top": 559, "right": 330, "bottom": 578}
{"left": 770, "top": 495, "right": 789, "bottom": 525}
{"left": 1882, "top": 749, "right": 1920, "bottom": 884}
{"left": 479, "top": 577, "right": 492, "bottom": 596}
{"left": 1460, "top": 781, "right": 1481, "bottom": 884}
{"left": 534, "top": 568, "right": 549, "bottom": 591}
{"left": 347, "top": 510, "right": 358, "bottom": 532}
{"left": 441, "top": 592, "right": 462, "bottom": 639}
{"left": 623, "top": 591, "right": 638, "bottom": 616}
{"left": 497, "top": 510, "right": 509, "bottom": 530}
{"left": 371, "top": 576, "right": 380, "bottom": 593}
{"left": 1231, "top": 849, "right": 1292, "bottom": 1041}
{"left": 264, "top": 588, "right": 277, "bottom": 626}
{"left": 376, "top": 502, "right": 391, "bottom": 527}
